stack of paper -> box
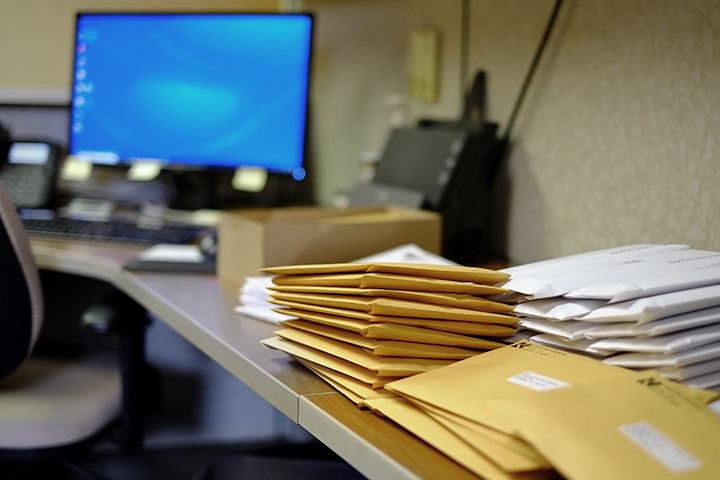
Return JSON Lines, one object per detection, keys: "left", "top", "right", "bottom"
{"left": 260, "top": 262, "right": 518, "bottom": 406}
{"left": 373, "top": 340, "right": 720, "bottom": 480}
{"left": 499, "top": 244, "right": 720, "bottom": 391}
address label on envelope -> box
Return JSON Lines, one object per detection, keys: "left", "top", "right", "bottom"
{"left": 507, "top": 371, "right": 569, "bottom": 391}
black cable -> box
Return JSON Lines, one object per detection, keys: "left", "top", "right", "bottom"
{"left": 486, "top": 0, "right": 564, "bottom": 186}
{"left": 502, "top": 0, "right": 564, "bottom": 140}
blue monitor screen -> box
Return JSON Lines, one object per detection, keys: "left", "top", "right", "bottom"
{"left": 70, "top": 13, "right": 313, "bottom": 174}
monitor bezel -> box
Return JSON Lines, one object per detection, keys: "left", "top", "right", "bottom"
{"left": 68, "top": 11, "right": 314, "bottom": 176}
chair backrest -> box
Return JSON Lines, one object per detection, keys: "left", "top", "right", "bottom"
{"left": 0, "top": 180, "right": 43, "bottom": 381}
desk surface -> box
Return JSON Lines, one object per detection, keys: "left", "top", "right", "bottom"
{"left": 29, "top": 237, "right": 480, "bottom": 480}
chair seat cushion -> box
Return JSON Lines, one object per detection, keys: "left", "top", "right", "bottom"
{"left": 0, "top": 351, "right": 121, "bottom": 449}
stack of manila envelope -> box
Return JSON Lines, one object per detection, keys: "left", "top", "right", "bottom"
{"left": 499, "top": 244, "right": 720, "bottom": 391}
{"left": 260, "top": 262, "right": 518, "bottom": 406}
{"left": 373, "top": 340, "right": 720, "bottom": 480}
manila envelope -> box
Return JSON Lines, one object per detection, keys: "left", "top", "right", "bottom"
{"left": 487, "top": 372, "right": 720, "bottom": 480}
{"left": 274, "top": 306, "right": 517, "bottom": 337}
{"left": 297, "top": 358, "right": 397, "bottom": 406}
{"left": 363, "top": 397, "right": 559, "bottom": 480}
{"left": 407, "top": 397, "right": 550, "bottom": 473}
{"left": 261, "top": 261, "right": 511, "bottom": 284}
{"left": 269, "top": 291, "right": 518, "bottom": 324}
{"left": 281, "top": 319, "right": 484, "bottom": 359}
{"left": 280, "top": 312, "right": 511, "bottom": 347}
{"left": 273, "top": 328, "right": 454, "bottom": 376}
{"left": 269, "top": 285, "right": 514, "bottom": 313}
{"left": 261, "top": 336, "right": 395, "bottom": 388}
{"left": 384, "top": 340, "right": 637, "bottom": 435}
{"left": 271, "top": 272, "right": 510, "bottom": 296}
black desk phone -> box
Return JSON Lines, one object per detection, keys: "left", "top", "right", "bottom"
{"left": 0, "top": 140, "right": 60, "bottom": 209}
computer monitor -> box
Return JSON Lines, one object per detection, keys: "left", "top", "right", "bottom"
{"left": 69, "top": 12, "right": 313, "bottom": 179}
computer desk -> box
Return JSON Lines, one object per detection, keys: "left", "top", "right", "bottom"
{"left": 29, "top": 237, "right": 480, "bottom": 480}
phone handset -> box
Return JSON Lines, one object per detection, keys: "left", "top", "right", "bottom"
{"left": 0, "top": 141, "right": 60, "bottom": 209}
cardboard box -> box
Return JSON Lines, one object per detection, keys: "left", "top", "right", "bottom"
{"left": 217, "top": 205, "right": 441, "bottom": 283}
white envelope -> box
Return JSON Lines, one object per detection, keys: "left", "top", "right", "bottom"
{"left": 500, "top": 244, "right": 688, "bottom": 277}
{"left": 590, "top": 323, "right": 720, "bottom": 354}
{"left": 529, "top": 333, "right": 614, "bottom": 356}
{"left": 582, "top": 284, "right": 720, "bottom": 324}
{"left": 655, "top": 358, "right": 720, "bottom": 381}
{"left": 518, "top": 317, "right": 600, "bottom": 341}
{"left": 502, "top": 245, "right": 693, "bottom": 298}
{"left": 584, "top": 305, "right": 720, "bottom": 339}
{"left": 682, "top": 370, "right": 720, "bottom": 390}
{"left": 603, "top": 340, "right": 720, "bottom": 368}
{"left": 512, "top": 297, "right": 605, "bottom": 321}
{"left": 566, "top": 260, "right": 720, "bottom": 303}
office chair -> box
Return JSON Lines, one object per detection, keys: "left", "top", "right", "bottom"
{"left": 0, "top": 181, "right": 149, "bottom": 477}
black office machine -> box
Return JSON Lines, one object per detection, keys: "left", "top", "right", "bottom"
{"left": 371, "top": 72, "right": 506, "bottom": 265}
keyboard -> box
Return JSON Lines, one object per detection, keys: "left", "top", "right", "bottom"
{"left": 22, "top": 216, "right": 206, "bottom": 245}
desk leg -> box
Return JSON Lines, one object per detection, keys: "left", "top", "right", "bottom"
{"left": 120, "top": 311, "right": 149, "bottom": 453}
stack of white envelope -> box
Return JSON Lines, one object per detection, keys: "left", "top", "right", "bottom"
{"left": 500, "top": 244, "right": 720, "bottom": 391}
{"left": 259, "top": 261, "right": 518, "bottom": 406}
{"left": 372, "top": 340, "right": 720, "bottom": 480}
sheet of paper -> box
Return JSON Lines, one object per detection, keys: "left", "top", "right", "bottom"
{"left": 354, "top": 243, "right": 458, "bottom": 265}
{"left": 136, "top": 244, "right": 204, "bottom": 263}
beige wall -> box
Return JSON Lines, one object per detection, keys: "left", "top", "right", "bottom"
{"left": 0, "top": 0, "right": 276, "bottom": 90}
{"left": 2, "top": 0, "right": 718, "bottom": 265}
{"left": 306, "top": 0, "right": 720, "bottom": 265}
